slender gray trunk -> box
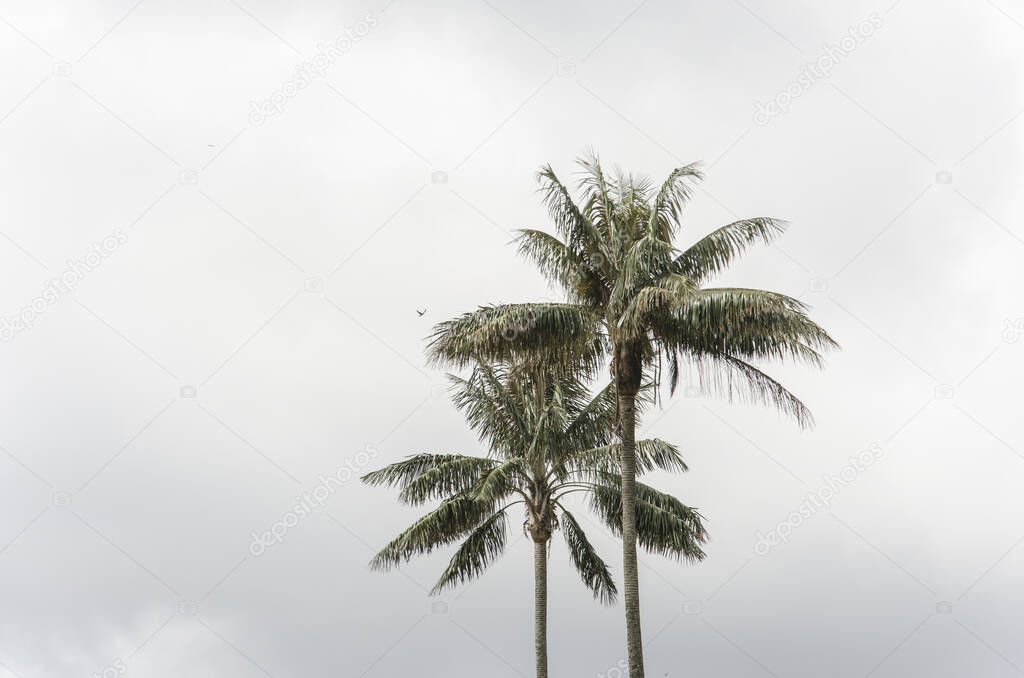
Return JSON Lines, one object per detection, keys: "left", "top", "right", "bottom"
{"left": 619, "top": 392, "right": 644, "bottom": 678}
{"left": 534, "top": 538, "right": 548, "bottom": 678}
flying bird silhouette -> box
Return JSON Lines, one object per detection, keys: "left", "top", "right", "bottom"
{"left": 416, "top": 308, "right": 426, "bottom": 317}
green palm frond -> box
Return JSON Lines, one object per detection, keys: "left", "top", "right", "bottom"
{"left": 671, "top": 217, "right": 786, "bottom": 283}
{"left": 361, "top": 454, "right": 490, "bottom": 492}
{"left": 450, "top": 366, "right": 530, "bottom": 454}
{"left": 370, "top": 494, "right": 497, "bottom": 570}
{"left": 687, "top": 351, "right": 814, "bottom": 428}
{"left": 394, "top": 456, "right": 498, "bottom": 506}
{"left": 648, "top": 163, "right": 703, "bottom": 240}
{"left": 611, "top": 236, "right": 678, "bottom": 313}
{"left": 473, "top": 458, "right": 526, "bottom": 504}
{"left": 564, "top": 381, "right": 618, "bottom": 450}
{"left": 427, "top": 303, "right": 603, "bottom": 372}
{"left": 590, "top": 479, "right": 707, "bottom": 562}
{"left": 563, "top": 438, "right": 688, "bottom": 477}
{"left": 515, "top": 229, "right": 606, "bottom": 306}
{"left": 559, "top": 509, "right": 617, "bottom": 604}
{"left": 660, "top": 288, "right": 839, "bottom": 366}
{"left": 430, "top": 510, "right": 509, "bottom": 594}
{"left": 576, "top": 150, "right": 618, "bottom": 246}
{"left": 611, "top": 180, "right": 654, "bottom": 256}
{"left": 537, "top": 164, "right": 607, "bottom": 266}
{"left": 617, "top": 275, "right": 699, "bottom": 339}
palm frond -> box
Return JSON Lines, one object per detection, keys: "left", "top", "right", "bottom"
{"left": 654, "top": 288, "right": 838, "bottom": 367}
{"left": 590, "top": 479, "right": 707, "bottom": 561}
{"left": 392, "top": 456, "right": 497, "bottom": 505}
{"left": 362, "top": 454, "right": 488, "bottom": 492}
{"left": 686, "top": 351, "right": 815, "bottom": 428}
{"left": 369, "top": 494, "right": 496, "bottom": 570}
{"left": 671, "top": 218, "right": 786, "bottom": 283}
{"left": 564, "top": 381, "right": 619, "bottom": 450}
{"left": 610, "top": 236, "right": 678, "bottom": 314}
{"left": 576, "top": 150, "right": 618, "bottom": 247}
{"left": 648, "top": 163, "right": 703, "bottom": 240}
{"left": 611, "top": 172, "right": 655, "bottom": 255}
{"left": 450, "top": 366, "right": 530, "bottom": 454}
{"left": 427, "top": 303, "right": 603, "bottom": 372}
{"left": 537, "top": 164, "right": 608, "bottom": 267}
{"left": 559, "top": 508, "right": 617, "bottom": 603}
{"left": 617, "top": 275, "right": 698, "bottom": 339}
{"left": 564, "top": 438, "right": 688, "bottom": 477}
{"left": 515, "top": 229, "right": 606, "bottom": 306}
{"left": 473, "top": 458, "right": 526, "bottom": 504}
{"left": 430, "top": 510, "right": 509, "bottom": 594}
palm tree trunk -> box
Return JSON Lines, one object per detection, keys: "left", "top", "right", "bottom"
{"left": 619, "top": 392, "right": 645, "bottom": 678}
{"left": 534, "top": 538, "right": 548, "bottom": 678}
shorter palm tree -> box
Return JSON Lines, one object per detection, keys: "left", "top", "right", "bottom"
{"left": 363, "top": 362, "right": 707, "bottom": 678}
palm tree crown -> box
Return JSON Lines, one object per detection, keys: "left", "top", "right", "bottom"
{"left": 428, "top": 153, "right": 836, "bottom": 418}
{"left": 362, "top": 362, "right": 706, "bottom": 598}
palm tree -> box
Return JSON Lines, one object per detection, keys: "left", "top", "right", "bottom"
{"left": 362, "top": 362, "right": 707, "bottom": 678}
{"left": 426, "top": 153, "right": 838, "bottom": 677}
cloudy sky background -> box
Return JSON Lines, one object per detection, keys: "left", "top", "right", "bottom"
{"left": 2, "top": 0, "right": 1024, "bottom": 675}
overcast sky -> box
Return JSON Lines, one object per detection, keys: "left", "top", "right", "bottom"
{"left": 1, "top": 0, "right": 1024, "bottom": 676}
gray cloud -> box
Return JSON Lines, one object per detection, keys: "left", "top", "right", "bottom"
{"left": 1, "top": 0, "right": 1023, "bottom": 676}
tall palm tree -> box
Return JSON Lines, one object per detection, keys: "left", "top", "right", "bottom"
{"left": 362, "top": 362, "right": 706, "bottom": 678}
{"left": 426, "top": 153, "right": 837, "bottom": 677}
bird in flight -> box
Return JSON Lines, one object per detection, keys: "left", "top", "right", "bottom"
{"left": 416, "top": 308, "right": 426, "bottom": 317}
